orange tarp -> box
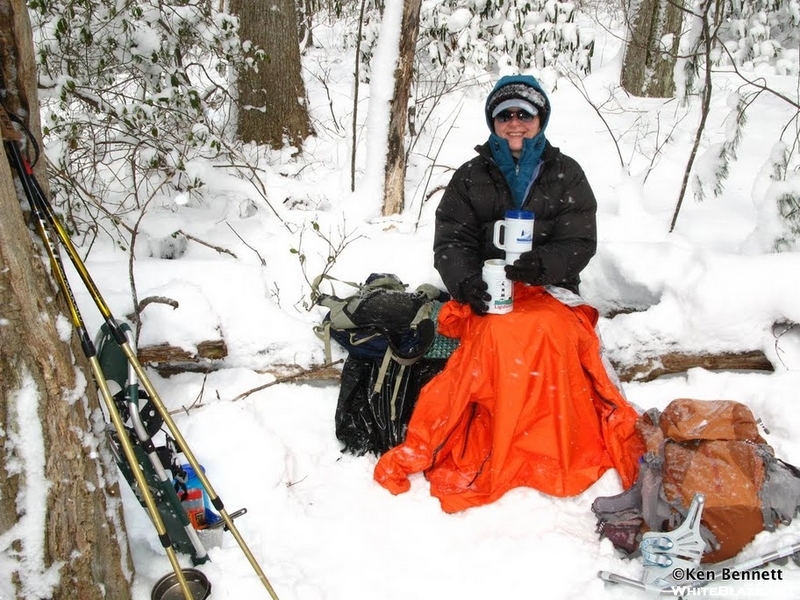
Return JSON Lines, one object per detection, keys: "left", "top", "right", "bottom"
{"left": 374, "top": 284, "right": 643, "bottom": 513}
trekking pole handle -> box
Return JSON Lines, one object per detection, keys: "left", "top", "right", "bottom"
{"left": 8, "top": 139, "right": 129, "bottom": 347}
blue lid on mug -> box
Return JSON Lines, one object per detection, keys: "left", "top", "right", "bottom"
{"left": 506, "top": 209, "right": 534, "bottom": 220}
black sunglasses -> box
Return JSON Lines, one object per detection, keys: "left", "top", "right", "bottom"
{"left": 495, "top": 110, "right": 536, "bottom": 123}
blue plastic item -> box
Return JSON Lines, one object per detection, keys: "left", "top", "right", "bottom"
{"left": 181, "top": 464, "right": 221, "bottom": 529}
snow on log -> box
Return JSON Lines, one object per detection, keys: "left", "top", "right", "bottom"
{"left": 137, "top": 339, "right": 773, "bottom": 383}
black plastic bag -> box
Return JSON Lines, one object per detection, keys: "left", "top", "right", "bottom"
{"left": 335, "top": 355, "right": 447, "bottom": 456}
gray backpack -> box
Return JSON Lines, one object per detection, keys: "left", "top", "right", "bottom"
{"left": 312, "top": 272, "right": 444, "bottom": 363}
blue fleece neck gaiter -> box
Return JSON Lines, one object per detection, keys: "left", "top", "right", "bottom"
{"left": 489, "top": 132, "right": 546, "bottom": 208}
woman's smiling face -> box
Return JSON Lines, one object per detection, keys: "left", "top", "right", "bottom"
{"left": 493, "top": 110, "right": 541, "bottom": 157}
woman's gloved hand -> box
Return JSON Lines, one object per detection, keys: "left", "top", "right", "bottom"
{"left": 505, "top": 251, "right": 542, "bottom": 284}
{"left": 459, "top": 274, "right": 490, "bottom": 316}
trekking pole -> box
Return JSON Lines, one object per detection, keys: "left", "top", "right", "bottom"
{"left": 1, "top": 129, "right": 195, "bottom": 600}
{"left": 2, "top": 109, "right": 281, "bottom": 600}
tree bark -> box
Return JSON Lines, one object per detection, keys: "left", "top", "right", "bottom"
{"left": 231, "top": 0, "right": 313, "bottom": 148}
{"left": 382, "top": 0, "right": 422, "bottom": 216}
{"left": 0, "top": 2, "right": 132, "bottom": 598}
{"left": 138, "top": 339, "right": 228, "bottom": 364}
{"left": 613, "top": 349, "right": 773, "bottom": 382}
{"left": 621, "top": 0, "right": 684, "bottom": 97}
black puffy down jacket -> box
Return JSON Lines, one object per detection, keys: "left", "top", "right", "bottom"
{"left": 433, "top": 140, "right": 597, "bottom": 298}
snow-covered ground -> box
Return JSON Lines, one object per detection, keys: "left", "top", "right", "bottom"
{"left": 44, "top": 13, "right": 800, "bottom": 600}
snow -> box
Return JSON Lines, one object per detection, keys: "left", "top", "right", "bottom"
{"left": 446, "top": 8, "right": 473, "bottom": 33}
{"left": 3, "top": 371, "right": 60, "bottom": 599}
{"left": 7, "top": 9, "right": 800, "bottom": 600}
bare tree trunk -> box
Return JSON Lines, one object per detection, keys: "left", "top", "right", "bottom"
{"left": 621, "top": 0, "right": 684, "bottom": 97}
{"left": 0, "top": 2, "right": 132, "bottom": 598}
{"left": 231, "top": 0, "right": 313, "bottom": 148}
{"left": 298, "top": 0, "right": 316, "bottom": 51}
{"left": 382, "top": 0, "right": 422, "bottom": 216}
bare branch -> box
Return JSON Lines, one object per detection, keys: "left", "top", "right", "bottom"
{"left": 719, "top": 44, "right": 800, "bottom": 111}
{"left": 176, "top": 229, "right": 238, "bottom": 258}
{"left": 563, "top": 74, "right": 626, "bottom": 170}
{"left": 226, "top": 222, "right": 265, "bottom": 265}
{"left": 229, "top": 360, "right": 344, "bottom": 402}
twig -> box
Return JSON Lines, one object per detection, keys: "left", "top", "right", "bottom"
{"left": 230, "top": 360, "right": 344, "bottom": 402}
{"left": 351, "top": 0, "right": 368, "bottom": 192}
{"left": 210, "top": 140, "right": 290, "bottom": 231}
{"left": 564, "top": 73, "right": 625, "bottom": 169}
{"left": 176, "top": 229, "right": 237, "bottom": 258}
{"left": 169, "top": 371, "right": 209, "bottom": 415}
{"left": 773, "top": 321, "right": 799, "bottom": 370}
{"left": 226, "top": 221, "right": 266, "bottom": 265}
{"left": 136, "top": 295, "right": 179, "bottom": 313}
{"left": 718, "top": 44, "right": 800, "bottom": 111}
{"left": 294, "top": 218, "right": 365, "bottom": 309}
{"left": 670, "top": 0, "right": 718, "bottom": 233}
{"left": 129, "top": 186, "right": 169, "bottom": 345}
{"left": 424, "top": 184, "right": 447, "bottom": 203}
{"left": 413, "top": 103, "right": 463, "bottom": 231}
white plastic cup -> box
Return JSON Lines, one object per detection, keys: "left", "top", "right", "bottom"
{"left": 493, "top": 210, "right": 534, "bottom": 264}
{"left": 482, "top": 259, "right": 513, "bottom": 314}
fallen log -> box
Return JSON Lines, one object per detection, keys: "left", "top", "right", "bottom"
{"left": 137, "top": 339, "right": 774, "bottom": 384}
{"left": 138, "top": 339, "right": 228, "bottom": 362}
{"left": 612, "top": 349, "right": 773, "bottom": 383}
{"left": 137, "top": 341, "right": 345, "bottom": 380}
{"left": 138, "top": 340, "right": 228, "bottom": 376}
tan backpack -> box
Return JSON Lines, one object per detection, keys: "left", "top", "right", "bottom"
{"left": 592, "top": 398, "right": 800, "bottom": 563}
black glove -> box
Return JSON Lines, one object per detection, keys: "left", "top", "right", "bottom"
{"left": 459, "top": 274, "right": 490, "bottom": 316}
{"left": 505, "top": 250, "right": 542, "bottom": 284}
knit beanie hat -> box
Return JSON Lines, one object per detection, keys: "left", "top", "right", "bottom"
{"left": 485, "top": 75, "right": 550, "bottom": 133}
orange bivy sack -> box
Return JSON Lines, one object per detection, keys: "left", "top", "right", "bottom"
{"left": 374, "top": 284, "right": 644, "bottom": 513}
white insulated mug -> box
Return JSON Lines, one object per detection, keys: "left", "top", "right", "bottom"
{"left": 482, "top": 259, "right": 513, "bottom": 314}
{"left": 493, "top": 210, "right": 534, "bottom": 264}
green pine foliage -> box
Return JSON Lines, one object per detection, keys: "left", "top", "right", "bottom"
{"left": 775, "top": 190, "right": 800, "bottom": 251}
{"left": 354, "top": 0, "right": 594, "bottom": 83}
{"left": 419, "top": 0, "right": 594, "bottom": 79}
{"left": 771, "top": 144, "right": 800, "bottom": 251}
{"left": 29, "top": 0, "right": 260, "bottom": 239}
{"left": 715, "top": 0, "right": 800, "bottom": 72}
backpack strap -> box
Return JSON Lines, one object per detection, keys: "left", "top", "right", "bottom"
{"left": 381, "top": 319, "right": 436, "bottom": 362}
{"left": 641, "top": 445, "right": 669, "bottom": 532}
{"left": 374, "top": 348, "right": 394, "bottom": 396}
{"left": 313, "top": 321, "right": 386, "bottom": 364}
{"left": 372, "top": 320, "right": 436, "bottom": 396}
{"left": 313, "top": 321, "right": 333, "bottom": 364}
{"left": 311, "top": 272, "right": 363, "bottom": 363}
{"left": 372, "top": 350, "right": 409, "bottom": 426}
{"left": 310, "top": 272, "right": 363, "bottom": 306}
{"left": 389, "top": 364, "right": 406, "bottom": 421}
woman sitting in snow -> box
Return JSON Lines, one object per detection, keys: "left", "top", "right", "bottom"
{"left": 373, "top": 75, "right": 644, "bottom": 512}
